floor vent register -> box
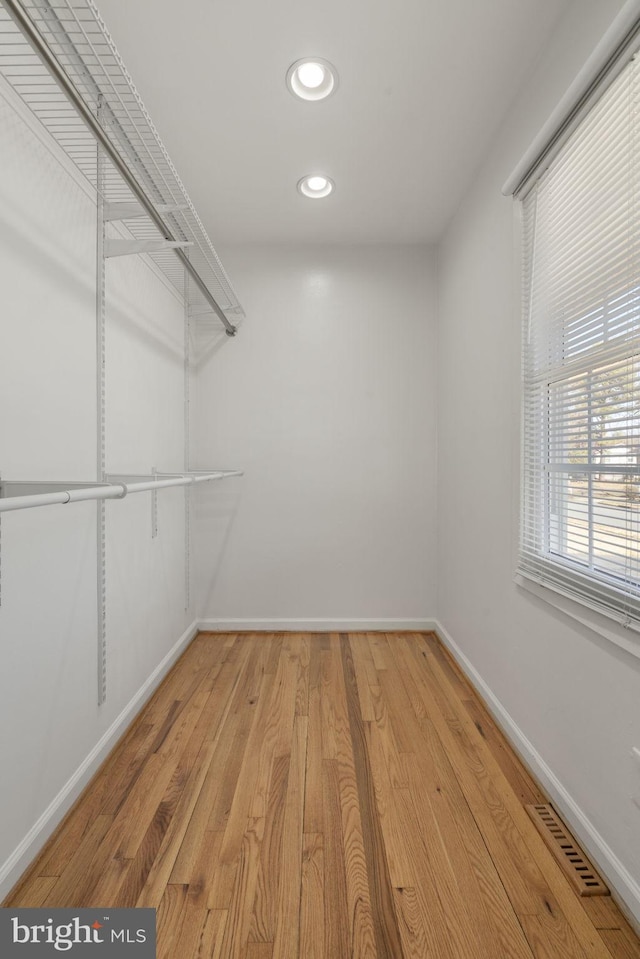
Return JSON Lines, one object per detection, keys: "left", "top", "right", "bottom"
{"left": 525, "top": 804, "right": 609, "bottom": 897}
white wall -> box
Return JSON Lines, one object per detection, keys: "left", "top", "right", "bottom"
{"left": 0, "top": 80, "right": 196, "bottom": 899}
{"left": 195, "top": 244, "right": 437, "bottom": 627}
{"left": 436, "top": 0, "right": 640, "bottom": 925}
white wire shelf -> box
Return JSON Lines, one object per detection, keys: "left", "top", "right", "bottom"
{"left": 0, "top": 471, "right": 243, "bottom": 513}
{"left": 0, "top": 0, "right": 244, "bottom": 328}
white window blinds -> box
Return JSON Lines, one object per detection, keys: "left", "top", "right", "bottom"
{"left": 520, "top": 51, "right": 640, "bottom": 628}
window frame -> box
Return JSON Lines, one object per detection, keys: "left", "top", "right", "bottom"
{"left": 517, "top": 48, "right": 640, "bottom": 652}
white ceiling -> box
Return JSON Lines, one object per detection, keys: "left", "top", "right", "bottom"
{"left": 96, "top": 0, "right": 570, "bottom": 246}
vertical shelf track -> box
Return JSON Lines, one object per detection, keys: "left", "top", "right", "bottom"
{"left": 96, "top": 100, "right": 107, "bottom": 706}
{"left": 0, "top": 472, "right": 3, "bottom": 609}
{"left": 184, "top": 270, "right": 191, "bottom": 613}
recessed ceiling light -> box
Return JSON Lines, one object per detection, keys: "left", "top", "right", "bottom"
{"left": 298, "top": 62, "right": 325, "bottom": 89}
{"left": 297, "top": 175, "right": 335, "bottom": 199}
{"left": 287, "top": 58, "right": 338, "bottom": 101}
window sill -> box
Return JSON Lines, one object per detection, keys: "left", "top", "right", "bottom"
{"left": 515, "top": 572, "right": 640, "bottom": 662}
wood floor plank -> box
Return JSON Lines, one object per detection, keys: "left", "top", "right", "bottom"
{"left": 368, "top": 632, "right": 391, "bottom": 671}
{"left": 112, "top": 699, "right": 221, "bottom": 907}
{"left": 319, "top": 647, "right": 339, "bottom": 760}
{"left": 392, "top": 886, "right": 431, "bottom": 959}
{"left": 173, "top": 902, "right": 213, "bottom": 958}
{"left": 248, "top": 644, "right": 300, "bottom": 934}
{"left": 378, "top": 656, "right": 419, "bottom": 756}
{"left": 209, "top": 668, "right": 277, "bottom": 909}
{"left": 168, "top": 713, "right": 241, "bottom": 886}
{"left": 178, "top": 907, "right": 227, "bottom": 959}
{"left": 370, "top": 681, "right": 408, "bottom": 789}
{"left": 245, "top": 944, "right": 274, "bottom": 959}
{"left": 98, "top": 722, "right": 160, "bottom": 817}
{"left": 376, "top": 662, "right": 421, "bottom": 755}
{"left": 349, "top": 634, "right": 377, "bottom": 720}
{"left": 157, "top": 883, "right": 190, "bottom": 959}
{"left": 461, "top": 696, "right": 546, "bottom": 806}
{"left": 322, "top": 758, "right": 351, "bottom": 959}
{"left": 272, "top": 716, "right": 307, "bottom": 959}
{"left": 295, "top": 634, "right": 311, "bottom": 717}
{"left": 583, "top": 901, "right": 640, "bottom": 957}
{"left": 249, "top": 637, "right": 298, "bottom": 819}
{"left": 249, "top": 752, "right": 289, "bottom": 942}
{"left": 206, "top": 696, "right": 256, "bottom": 834}
{"left": 390, "top": 785, "right": 464, "bottom": 959}
{"left": 300, "top": 833, "right": 324, "bottom": 959}
{"left": 42, "top": 815, "right": 114, "bottom": 907}
{"left": 365, "top": 721, "right": 413, "bottom": 886}
{"left": 264, "top": 632, "right": 284, "bottom": 674}
{"left": 583, "top": 897, "right": 628, "bottom": 928}
{"left": 600, "top": 929, "right": 640, "bottom": 959}
{"left": 200, "top": 910, "right": 229, "bottom": 959}
{"left": 351, "top": 633, "right": 379, "bottom": 685}
{"left": 146, "top": 655, "right": 246, "bottom": 895}
{"left": 340, "top": 636, "right": 404, "bottom": 959}
{"left": 8, "top": 876, "right": 57, "bottom": 908}
{"left": 5, "top": 631, "right": 639, "bottom": 959}
{"left": 520, "top": 912, "right": 593, "bottom": 959}
{"left": 303, "top": 645, "right": 323, "bottom": 833}
{"left": 118, "top": 798, "right": 179, "bottom": 907}
{"left": 219, "top": 817, "right": 265, "bottom": 959}
{"left": 332, "top": 637, "right": 377, "bottom": 956}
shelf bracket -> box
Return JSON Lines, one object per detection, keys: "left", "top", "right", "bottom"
{"left": 104, "top": 201, "right": 189, "bottom": 222}
{"left": 188, "top": 305, "right": 242, "bottom": 318}
{"left": 104, "top": 238, "right": 193, "bottom": 259}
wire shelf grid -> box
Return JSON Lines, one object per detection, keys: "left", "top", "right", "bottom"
{"left": 0, "top": 0, "right": 243, "bottom": 321}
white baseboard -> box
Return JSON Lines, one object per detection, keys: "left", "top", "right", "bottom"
{"left": 197, "top": 617, "right": 437, "bottom": 633}
{"left": 432, "top": 619, "right": 640, "bottom": 932}
{"left": 0, "top": 619, "right": 199, "bottom": 902}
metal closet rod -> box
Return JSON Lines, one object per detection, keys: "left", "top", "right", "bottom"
{"left": 2, "top": 0, "right": 237, "bottom": 337}
{"left": 0, "top": 471, "right": 244, "bottom": 514}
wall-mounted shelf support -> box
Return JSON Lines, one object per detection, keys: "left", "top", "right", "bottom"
{"left": 104, "top": 238, "right": 193, "bottom": 259}
{"left": 104, "top": 201, "right": 189, "bottom": 222}
{"left": 189, "top": 306, "right": 244, "bottom": 318}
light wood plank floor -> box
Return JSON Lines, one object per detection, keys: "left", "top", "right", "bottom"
{"left": 5, "top": 632, "right": 640, "bottom": 958}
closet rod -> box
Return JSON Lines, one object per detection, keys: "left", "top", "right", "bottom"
{"left": 0, "top": 471, "right": 243, "bottom": 514}
{"left": 2, "top": 0, "right": 237, "bottom": 337}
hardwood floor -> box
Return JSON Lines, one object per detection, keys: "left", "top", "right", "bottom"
{"left": 5, "top": 631, "right": 640, "bottom": 958}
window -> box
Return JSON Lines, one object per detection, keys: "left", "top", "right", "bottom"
{"left": 520, "top": 52, "right": 640, "bottom": 628}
